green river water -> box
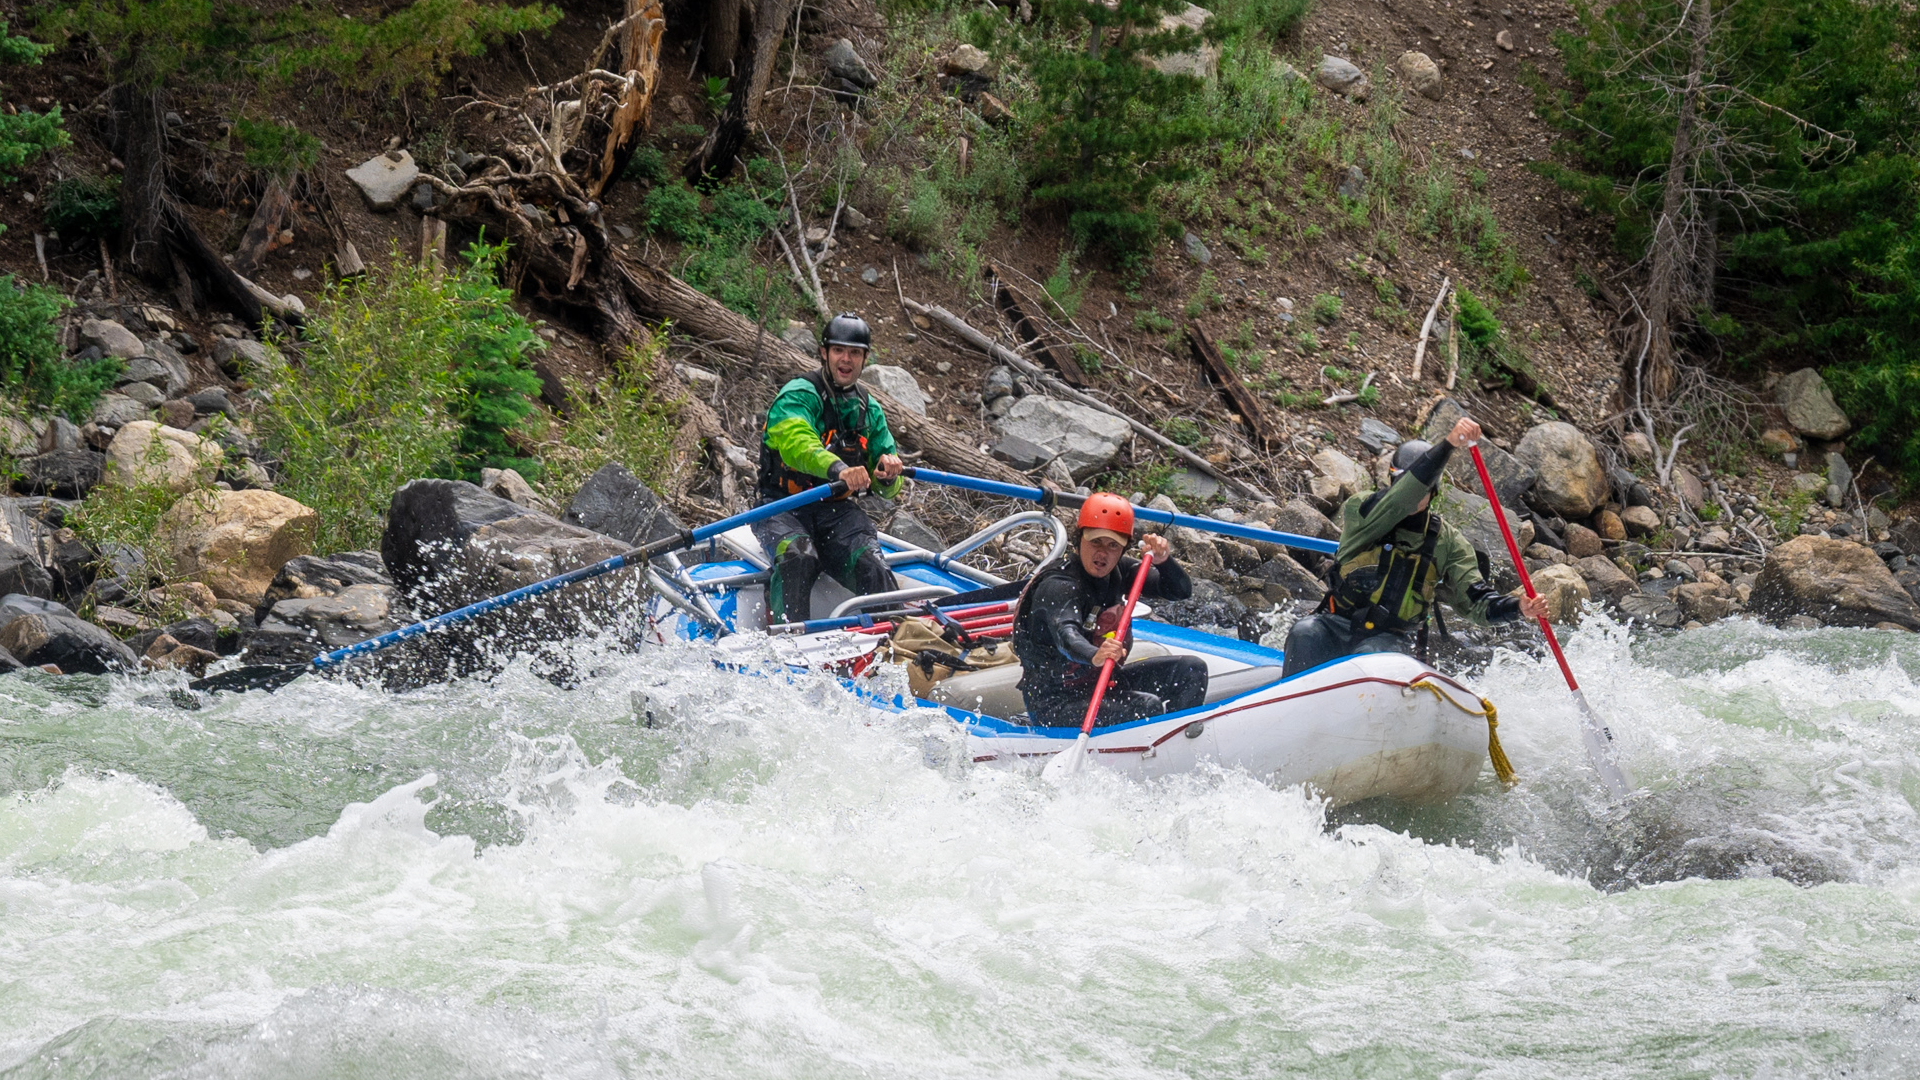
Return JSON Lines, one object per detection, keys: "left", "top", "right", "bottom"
{"left": 4, "top": 616, "right": 1920, "bottom": 1078}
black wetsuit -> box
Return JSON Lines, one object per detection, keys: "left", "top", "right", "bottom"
{"left": 1013, "top": 554, "right": 1209, "bottom": 726}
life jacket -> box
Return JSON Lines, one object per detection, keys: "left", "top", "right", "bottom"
{"left": 758, "top": 369, "right": 873, "bottom": 500}
{"left": 1325, "top": 512, "right": 1444, "bottom": 638}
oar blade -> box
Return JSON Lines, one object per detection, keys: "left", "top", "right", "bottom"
{"left": 1041, "top": 732, "right": 1090, "bottom": 784}
{"left": 1570, "top": 689, "right": 1632, "bottom": 797}
{"left": 188, "top": 664, "right": 310, "bottom": 694}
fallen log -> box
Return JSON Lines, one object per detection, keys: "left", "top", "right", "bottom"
{"left": 1185, "top": 321, "right": 1277, "bottom": 449}
{"left": 988, "top": 264, "right": 1087, "bottom": 387}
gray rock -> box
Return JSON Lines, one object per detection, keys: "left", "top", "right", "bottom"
{"left": 1357, "top": 417, "right": 1400, "bottom": 453}
{"left": 255, "top": 551, "right": 393, "bottom": 623}
{"left": 1256, "top": 553, "right": 1326, "bottom": 604}
{"left": 16, "top": 450, "right": 105, "bottom": 498}
{"left": 261, "top": 584, "right": 407, "bottom": 651}
{"left": 1315, "top": 55, "right": 1370, "bottom": 99}
{"left": 1043, "top": 457, "right": 1075, "bottom": 490}
{"left": 1618, "top": 592, "right": 1683, "bottom": 629}
{"left": 119, "top": 380, "right": 165, "bottom": 407}
{"left": 983, "top": 366, "right": 1017, "bottom": 404}
{"left": 884, "top": 509, "right": 947, "bottom": 553}
{"left": 781, "top": 321, "right": 820, "bottom": 354}
{"left": 1166, "top": 468, "right": 1220, "bottom": 500}
{"left": 187, "top": 388, "right": 237, "bottom": 419}
{"left": 1826, "top": 452, "right": 1853, "bottom": 508}
{"left": 1183, "top": 231, "right": 1211, "bottom": 264}
{"left": 479, "top": 467, "right": 553, "bottom": 513}
{"left": 0, "top": 611, "right": 137, "bottom": 674}
{"left": 987, "top": 396, "right": 1015, "bottom": 418}
{"left": 989, "top": 433, "right": 1054, "bottom": 471}
{"left": 1752, "top": 534, "right": 1920, "bottom": 629}
{"left": 0, "top": 642, "right": 21, "bottom": 673}
{"left": 1776, "top": 367, "right": 1849, "bottom": 440}
{"left": 860, "top": 266, "right": 880, "bottom": 286}
{"left": 1419, "top": 397, "right": 1534, "bottom": 507}
{"left": 0, "top": 500, "right": 51, "bottom": 600}
{"left": 346, "top": 150, "right": 421, "bottom": 212}
{"left": 90, "top": 393, "right": 150, "bottom": 427}
{"left": 1515, "top": 421, "right": 1609, "bottom": 518}
{"left": 843, "top": 206, "right": 871, "bottom": 229}
{"left": 1337, "top": 164, "right": 1367, "bottom": 200}
{"left": 1, "top": 414, "right": 36, "bottom": 456}
{"left": 1574, "top": 554, "right": 1637, "bottom": 605}
{"left": 1269, "top": 498, "right": 1340, "bottom": 542}
{"left": 823, "top": 39, "right": 878, "bottom": 89}
{"left": 80, "top": 318, "right": 143, "bottom": 359}
{"left": 859, "top": 364, "right": 929, "bottom": 416}
{"left": 36, "top": 416, "right": 80, "bottom": 454}
{"left": 996, "top": 397, "right": 1131, "bottom": 478}
{"left": 1434, "top": 484, "right": 1534, "bottom": 591}
{"left": 120, "top": 343, "right": 190, "bottom": 396}
{"left": 1891, "top": 517, "right": 1920, "bottom": 557}
{"left": 213, "top": 337, "right": 276, "bottom": 377}
{"left": 561, "top": 462, "right": 687, "bottom": 550}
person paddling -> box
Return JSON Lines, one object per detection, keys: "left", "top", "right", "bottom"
{"left": 1282, "top": 415, "right": 1550, "bottom": 676}
{"left": 1012, "top": 493, "right": 1209, "bottom": 726}
{"left": 753, "top": 312, "right": 904, "bottom": 624}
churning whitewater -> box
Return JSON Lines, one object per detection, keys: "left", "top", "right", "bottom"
{"left": 7, "top": 616, "right": 1920, "bottom": 1078}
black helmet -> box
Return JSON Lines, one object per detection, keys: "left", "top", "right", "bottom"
{"left": 1390, "top": 439, "right": 1433, "bottom": 478}
{"left": 822, "top": 312, "right": 872, "bottom": 351}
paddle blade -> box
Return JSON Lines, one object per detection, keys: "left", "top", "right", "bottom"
{"left": 1570, "top": 688, "right": 1632, "bottom": 797}
{"left": 188, "top": 664, "right": 309, "bottom": 694}
{"left": 1041, "top": 731, "right": 1090, "bottom": 784}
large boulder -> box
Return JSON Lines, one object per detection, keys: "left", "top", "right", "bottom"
{"left": 1775, "top": 368, "right": 1849, "bottom": 440}
{"left": 157, "top": 489, "right": 319, "bottom": 606}
{"left": 90, "top": 392, "right": 151, "bottom": 427}
{"left": 79, "top": 318, "right": 143, "bottom": 359}
{"left": 1528, "top": 563, "right": 1590, "bottom": 625}
{"left": 1267, "top": 498, "right": 1339, "bottom": 543}
{"left": 0, "top": 611, "right": 137, "bottom": 674}
{"left": 1573, "top": 554, "right": 1637, "bottom": 606}
{"left": 1514, "top": 421, "right": 1608, "bottom": 518}
{"left": 1433, "top": 485, "right": 1534, "bottom": 590}
{"left": 16, "top": 449, "right": 104, "bottom": 498}
{"left": 995, "top": 397, "right": 1130, "bottom": 478}
{"left": 1255, "top": 553, "right": 1325, "bottom": 604}
{"left": 104, "top": 421, "right": 224, "bottom": 493}
{"left": 561, "top": 462, "right": 686, "bottom": 549}
{"left": 1751, "top": 535, "right": 1920, "bottom": 629}
{"left": 0, "top": 500, "right": 52, "bottom": 600}
{"left": 247, "top": 584, "right": 409, "bottom": 664}
{"left": 1672, "top": 581, "right": 1738, "bottom": 623}
{"left": 1418, "top": 398, "right": 1534, "bottom": 508}
{"left": 1311, "top": 448, "right": 1372, "bottom": 501}
{"left": 858, "top": 365, "right": 929, "bottom": 416}
{"left": 118, "top": 345, "right": 190, "bottom": 398}
{"left": 255, "top": 551, "right": 392, "bottom": 619}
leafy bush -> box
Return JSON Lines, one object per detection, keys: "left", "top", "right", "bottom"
{"left": 0, "top": 23, "right": 64, "bottom": 184}
{"left": 643, "top": 168, "right": 792, "bottom": 321}
{"left": 234, "top": 118, "right": 322, "bottom": 178}
{"left": 0, "top": 275, "right": 121, "bottom": 421}
{"left": 43, "top": 176, "right": 121, "bottom": 239}
{"left": 534, "top": 339, "right": 679, "bottom": 502}
{"left": 68, "top": 476, "right": 187, "bottom": 582}
{"left": 1311, "top": 293, "right": 1342, "bottom": 324}
{"left": 643, "top": 182, "right": 704, "bottom": 242}
{"left": 254, "top": 253, "right": 467, "bottom": 551}
{"left": 444, "top": 239, "right": 545, "bottom": 480}
{"left": 623, "top": 146, "right": 667, "bottom": 184}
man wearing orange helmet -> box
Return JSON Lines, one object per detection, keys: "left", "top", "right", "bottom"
{"left": 1010, "top": 492, "right": 1210, "bottom": 727}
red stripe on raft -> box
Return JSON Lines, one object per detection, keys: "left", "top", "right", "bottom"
{"left": 1145, "top": 673, "right": 1480, "bottom": 749}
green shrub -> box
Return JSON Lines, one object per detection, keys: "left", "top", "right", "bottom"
{"left": 0, "top": 23, "right": 64, "bottom": 184}
{"left": 445, "top": 239, "right": 546, "bottom": 480}
{"left": 68, "top": 475, "right": 187, "bottom": 582}
{"left": 234, "top": 118, "right": 321, "bottom": 178}
{"left": 254, "top": 253, "right": 467, "bottom": 551}
{"left": 43, "top": 176, "right": 121, "bottom": 239}
{"left": 1042, "top": 251, "right": 1089, "bottom": 320}
{"left": 643, "top": 182, "right": 705, "bottom": 242}
{"left": 534, "top": 339, "right": 678, "bottom": 502}
{"left": 1311, "top": 293, "right": 1342, "bottom": 324}
{"left": 623, "top": 146, "right": 667, "bottom": 183}
{"left": 0, "top": 275, "right": 120, "bottom": 421}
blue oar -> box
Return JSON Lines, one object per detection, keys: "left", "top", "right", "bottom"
{"left": 191, "top": 480, "right": 851, "bottom": 693}
{"left": 900, "top": 467, "right": 1339, "bottom": 556}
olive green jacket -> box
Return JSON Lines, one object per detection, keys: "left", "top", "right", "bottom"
{"left": 1335, "top": 476, "right": 1504, "bottom": 627}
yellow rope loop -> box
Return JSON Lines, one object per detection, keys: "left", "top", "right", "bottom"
{"left": 1408, "top": 679, "right": 1517, "bottom": 788}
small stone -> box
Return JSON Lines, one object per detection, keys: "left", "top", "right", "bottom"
{"left": 1496, "top": 29, "right": 1515, "bottom": 50}
{"left": 1315, "top": 55, "right": 1371, "bottom": 99}
{"left": 861, "top": 266, "right": 880, "bottom": 286}
{"left": 1151, "top": 4, "right": 1221, "bottom": 80}
{"left": 934, "top": 361, "right": 951, "bottom": 374}
{"left": 292, "top": 267, "right": 312, "bottom": 281}
{"left": 120, "top": 381, "right": 164, "bottom": 407}
{"left": 159, "top": 399, "right": 196, "bottom": 429}
{"left": 1621, "top": 431, "right": 1653, "bottom": 460}
{"left": 1791, "top": 472, "right": 1827, "bottom": 496}
{"left": 1563, "top": 522, "right": 1604, "bottom": 559}
{"left": 1593, "top": 509, "right": 1626, "bottom": 541}
{"left": 1356, "top": 417, "right": 1400, "bottom": 453}
{"left": 1184, "top": 231, "right": 1211, "bottom": 264}
{"left": 842, "top": 206, "right": 870, "bottom": 229}
{"left": 781, "top": 321, "right": 820, "bottom": 353}
{"left": 1621, "top": 505, "right": 1660, "bottom": 536}
{"left": 1759, "top": 428, "right": 1799, "bottom": 456}
{"left": 1337, "top": 164, "right": 1367, "bottom": 200}
{"left": 859, "top": 364, "right": 930, "bottom": 416}
{"left": 822, "top": 38, "right": 878, "bottom": 89}
{"left": 942, "top": 44, "right": 996, "bottom": 77}
{"left": 1776, "top": 367, "right": 1849, "bottom": 440}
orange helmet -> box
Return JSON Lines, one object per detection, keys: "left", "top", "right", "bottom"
{"left": 1077, "top": 492, "right": 1135, "bottom": 546}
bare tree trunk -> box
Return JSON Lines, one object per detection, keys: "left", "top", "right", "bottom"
{"left": 703, "top": 0, "right": 744, "bottom": 77}
{"left": 683, "top": 0, "right": 797, "bottom": 181}
{"left": 585, "top": 0, "right": 666, "bottom": 199}
{"left": 1634, "top": 0, "right": 1710, "bottom": 408}
{"left": 111, "top": 83, "right": 173, "bottom": 281}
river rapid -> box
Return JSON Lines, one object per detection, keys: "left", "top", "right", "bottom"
{"left": 6, "top": 616, "right": 1920, "bottom": 1078}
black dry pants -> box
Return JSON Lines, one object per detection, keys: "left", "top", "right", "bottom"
{"left": 752, "top": 497, "right": 898, "bottom": 624}
{"left": 1023, "top": 655, "right": 1211, "bottom": 727}
{"left": 1280, "top": 612, "right": 1415, "bottom": 677}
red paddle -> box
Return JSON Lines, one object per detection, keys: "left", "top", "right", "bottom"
{"left": 1042, "top": 554, "right": 1156, "bottom": 783}
{"left": 1468, "top": 443, "right": 1631, "bottom": 796}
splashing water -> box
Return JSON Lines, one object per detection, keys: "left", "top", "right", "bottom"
{"left": 5, "top": 617, "right": 1920, "bottom": 1078}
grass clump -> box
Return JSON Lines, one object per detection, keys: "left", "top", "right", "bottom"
{"left": 533, "top": 337, "right": 679, "bottom": 502}
{"left": 43, "top": 175, "right": 121, "bottom": 239}
{"left": 0, "top": 22, "right": 65, "bottom": 185}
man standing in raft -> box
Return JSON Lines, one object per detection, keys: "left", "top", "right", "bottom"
{"left": 754, "top": 312, "right": 903, "bottom": 623}
{"left": 1012, "top": 493, "right": 1210, "bottom": 726}
{"left": 1283, "top": 415, "right": 1550, "bottom": 676}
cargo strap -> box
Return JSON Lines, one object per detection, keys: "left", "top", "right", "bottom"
{"left": 1408, "top": 678, "right": 1515, "bottom": 787}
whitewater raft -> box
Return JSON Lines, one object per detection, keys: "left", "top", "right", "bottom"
{"left": 646, "top": 508, "right": 1505, "bottom": 806}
